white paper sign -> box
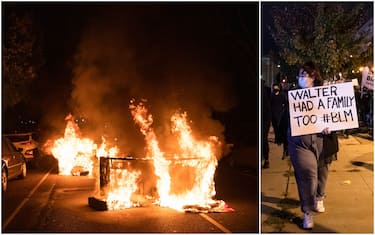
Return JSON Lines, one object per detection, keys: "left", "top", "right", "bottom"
{"left": 361, "top": 66, "right": 373, "bottom": 90}
{"left": 288, "top": 82, "right": 359, "bottom": 136}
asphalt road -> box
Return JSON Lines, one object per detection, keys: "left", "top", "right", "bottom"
{"left": 2, "top": 152, "right": 258, "bottom": 233}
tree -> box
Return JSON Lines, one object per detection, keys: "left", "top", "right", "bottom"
{"left": 3, "top": 8, "right": 45, "bottom": 109}
{"left": 268, "top": 3, "right": 373, "bottom": 81}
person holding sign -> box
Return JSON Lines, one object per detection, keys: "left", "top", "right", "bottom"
{"left": 287, "top": 62, "right": 334, "bottom": 230}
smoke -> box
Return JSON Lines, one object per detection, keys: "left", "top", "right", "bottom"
{"left": 70, "top": 6, "right": 237, "bottom": 159}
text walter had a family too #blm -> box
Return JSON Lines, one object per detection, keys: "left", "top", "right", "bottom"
{"left": 288, "top": 82, "right": 359, "bottom": 136}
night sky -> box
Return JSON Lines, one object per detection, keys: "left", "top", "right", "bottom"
{"left": 3, "top": 3, "right": 259, "bottom": 152}
{"left": 261, "top": 3, "right": 275, "bottom": 56}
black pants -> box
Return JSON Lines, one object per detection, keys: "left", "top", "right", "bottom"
{"left": 263, "top": 120, "right": 271, "bottom": 161}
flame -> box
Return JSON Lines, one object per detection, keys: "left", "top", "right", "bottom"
{"left": 168, "top": 112, "right": 220, "bottom": 209}
{"left": 129, "top": 99, "right": 171, "bottom": 202}
{"left": 49, "top": 114, "right": 97, "bottom": 175}
{"left": 129, "top": 99, "right": 223, "bottom": 212}
{"left": 97, "top": 136, "right": 119, "bottom": 158}
{"left": 46, "top": 99, "right": 227, "bottom": 212}
{"left": 96, "top": 139, "right": 141, "bottom": 210}
{"left": 105, "top": 168, "right": 141, "bottom": 210}
{"left": 46, "top": 114, "right": 141, "bottom": 210}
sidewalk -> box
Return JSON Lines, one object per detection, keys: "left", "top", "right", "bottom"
{"left": 261, "top": 129, "right": 374, "bottom": 233}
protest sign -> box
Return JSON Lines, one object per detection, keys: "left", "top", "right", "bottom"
{"left": 361, "top": 66, "right": 373, "bottom": 90}
{"left": 288, "top": 82, "right": 359, "bottom": 136}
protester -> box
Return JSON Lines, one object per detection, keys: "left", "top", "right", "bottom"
{"left": 270, "top": 82, "right": 288, "bottom": 158}
{"left": 286, "top": 61, "right": 338, "bottom": 229}
{"left": 262, "top": 79, "right": 272, "bottom": 168}
{"left": 362, "top": 88, "right": 374, "bottom": 134}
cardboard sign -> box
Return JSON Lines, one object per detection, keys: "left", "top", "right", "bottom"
{"left": 288, "top": 82, "right": 359, "bottom": 136}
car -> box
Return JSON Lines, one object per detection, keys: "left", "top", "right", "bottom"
{"left": 2, "top": 136, "right": 27, "bottom": 192}
{"left": 3, "top": 132, "right": 40, "bottom": 164}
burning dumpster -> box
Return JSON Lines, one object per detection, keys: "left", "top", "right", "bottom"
{"left": 89, "top": 156, "right": 154, "bottom": 211}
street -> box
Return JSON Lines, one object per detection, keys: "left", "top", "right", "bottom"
{"left": 2, "top": 149, "right": 258, "bottom": 233}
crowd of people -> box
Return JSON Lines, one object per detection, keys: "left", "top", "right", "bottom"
{"left": 262, "top": 73, "right": 289, "bottom": 169}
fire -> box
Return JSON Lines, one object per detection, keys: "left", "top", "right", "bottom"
{"left": 129, "top": 99, "right": 225, "bottom": 212}
{"left": 169, "top": 112, "right": 220, "bottom": 209}
{"left": 49, "top": 114, "right": 97, "bottom": 175}
{"left": 97, "top": 136, "right": 119, "bottom": 158}
{"left": 95, "top": 138, "right": 141, "bottom": 210}
{"left": 46, "top": 114, "right": 141, "bottom": 210}
{"left": 47, "top": 99, "right": 230, "bottom": 213}
{"left": 129, "top": 99, "right": 171, "bottom": 203}
{"left": 105, "top": 168, "right": 141, "bottom": 210}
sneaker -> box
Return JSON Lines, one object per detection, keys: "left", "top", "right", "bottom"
{"left": 314, "top": 199, "right": 325, "bottom": 213}
{"left": 303, "top": 212, "right": 314, "bottom": 229}
{"left": 263, "top": 160, "right": 269, "bottom": 169}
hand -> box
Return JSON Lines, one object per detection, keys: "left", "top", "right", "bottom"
{"left": 322, "top": 127, "right": 331, "bottom": 135}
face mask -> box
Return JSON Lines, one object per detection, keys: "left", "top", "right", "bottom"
{"left": 273, "top": 88, "right": 279, "bottom": 93}
{"left": 298, "top": 76, "right": 313, "bottom": 88}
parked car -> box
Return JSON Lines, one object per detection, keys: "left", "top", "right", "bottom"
{"left": 2, "top": 136, "right": 27, "bottom": 192}
{"left": 3, "top": 132, "right": 40, "bottom": 164}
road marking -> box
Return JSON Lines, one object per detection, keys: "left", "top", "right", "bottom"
{"left": 199, "top": 213, "right": 232, "bottom": 233}
{"left": 2, "top": 168, "right": 52, "bottom": 230}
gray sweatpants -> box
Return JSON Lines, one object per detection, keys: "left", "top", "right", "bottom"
{"left": 288, "top": 132, "right": 329, "bottom": 213}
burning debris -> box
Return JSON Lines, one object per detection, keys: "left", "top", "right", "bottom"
{"left": 183, "top": 201, "right": 235, "bottom": 213}
{"left": 45, "top": 99, "right": 234, "bottom": 213}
